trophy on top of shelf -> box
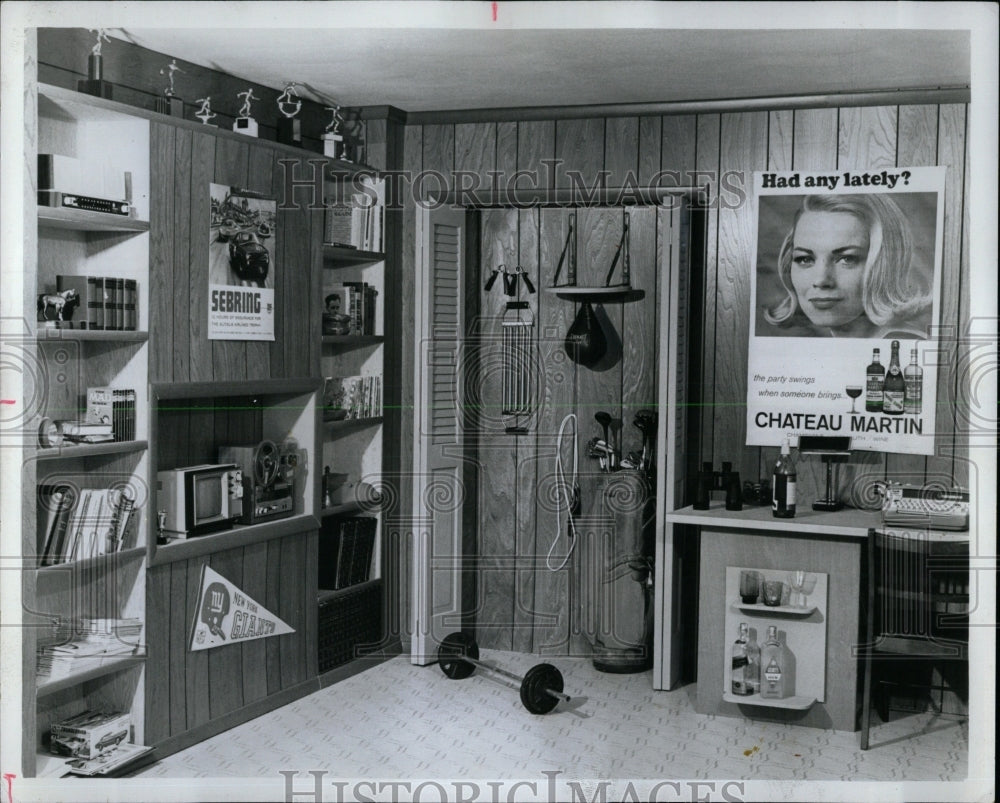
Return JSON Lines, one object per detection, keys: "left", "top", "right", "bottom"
{"left": 233, "top": 87, "right": 260, "bottom": 137}
{"left": 322, "top": 104, "right": 345, "bottom": 159}
{"left": 276, "top": 82, "right": 303, "bottom": 147}
{"left": 194, "top": 97, "right": 217, "bottom": 127}
{"left": 155, "top": 58, "right": 185, "bottom": 118}
{"left": 78, "top": 28, "right": 113, "bottom": 99}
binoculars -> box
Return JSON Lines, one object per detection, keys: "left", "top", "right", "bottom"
{"left": 693, "top": 461, "right": 743, "bottom": 511}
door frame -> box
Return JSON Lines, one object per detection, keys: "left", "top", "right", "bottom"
{"left": 410, "top": 186, "right": 704, "bottom": 685}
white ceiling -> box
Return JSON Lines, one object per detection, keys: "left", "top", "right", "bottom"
{"left": 113, "top": 25, "right": 970, "bottom": 115}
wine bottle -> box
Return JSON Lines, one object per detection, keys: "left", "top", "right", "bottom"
{"left": 904, "top": 347, "right": 923, "bottom": 415}
{"left": 883, "top": 340, "right": 905, "bottom": 415}
{"left": 745, "top": 625, "right": 761, "bottom": 694}
{"left": 760, "top": 624, "right": 792, "bottom": 700}
{"left": 865, "top": 348, "right": 885, "bottom": 413}
{"left": 731, "top": 622, "right": 752, "bottom": 696}
{"left": 771, "top": 437, "right": 796, "bottom": 518}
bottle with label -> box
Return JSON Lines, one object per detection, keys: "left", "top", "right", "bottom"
{"left": 771, "top": 437, "right": 796, "bottom": 518}
{"left": 883, "top": 340, "right": 905, "bottom": 415}
{"left": 731, "top": 622, "right": 752, "bottom": 695}
{"left": 760, "top": 625, "right": 795, "bottom": 700}
{"left": 745, "top": 625, "right": 761, "bottom": 694}
{"left": 865, "top": 348, "right": 885, "bottom": 412}
{"left": 904, "top": 347, "right": 923, "bottom": 415}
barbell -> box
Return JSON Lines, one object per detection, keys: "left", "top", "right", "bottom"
{"left": 437, "top": 631, "right": 572, "bottom": 715}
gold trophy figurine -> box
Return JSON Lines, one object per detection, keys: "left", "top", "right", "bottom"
{"left": 276, "top": 82, "right": 304, "bottom": 146}
{"left": 233, "top": 88, "right": 260, "bottom": 137}
{"left": 79, "top": 29, "right": 113, "bottom": 98}
{"left": 194, "top": 97, "right": 217, "bottom": 127}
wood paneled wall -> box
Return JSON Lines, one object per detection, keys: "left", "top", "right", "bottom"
{"left": 144, "top": 532, "right": 318, "bottom": 744}
{"left": 402, "top": 102, "right": 971, "bottom": 654}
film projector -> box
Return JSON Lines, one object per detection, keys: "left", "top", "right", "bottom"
{"left": 219, "top": 439, "right": 297, "bottom": 525}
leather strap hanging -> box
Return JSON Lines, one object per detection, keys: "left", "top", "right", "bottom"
{"left": 551, "top": 212, "right": 577, "bottom": 287}
{"left": 604, "top": 210, "right": 631, "bottom": 287}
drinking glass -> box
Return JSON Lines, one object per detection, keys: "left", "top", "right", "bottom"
{"left": 739, "top": 570, "right": 760, "bottom": 604}
{"left": 786, "top": 570, "right": 817, "bottom": 607}
{"left": 846, "top": 385, "right": 863, "bottom": 413}
{"left": 762, "top": 579, "right": 784, "bottom": 606}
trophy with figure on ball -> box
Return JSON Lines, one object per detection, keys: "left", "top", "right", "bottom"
{"left": 233, "top": 88, "right": 260, "bottom": 137}
{"left": 276, "top": 82, "right": 303, "bottom": 146}
{"left": 79, "top": 29, "right": 113, "bottom": 98}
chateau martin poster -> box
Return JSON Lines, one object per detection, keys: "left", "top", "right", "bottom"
{"left": 208, "top": 183, "right": 276, "bottom": 340}
{"left": 747, "top": 166, "right": 946, "bottom": 455}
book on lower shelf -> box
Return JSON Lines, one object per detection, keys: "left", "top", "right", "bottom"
{"left": 323, "top": 175, "right": 385, "bottom": 252}
{"left": 322, "top": 375, "right": 383, "bottom": 421}
{"left": 42, "top": 274, "right": 139, "bottom": 331}
{"left": 38, "top": 484, "right": 139, "bottom": 566}
{"left": 322, "top": 282, "right": 378, "bottom": 336}
{"left": 319, "top": 516, "right": 377, "bottom": 590}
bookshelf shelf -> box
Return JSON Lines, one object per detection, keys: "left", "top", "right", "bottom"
{"left": 322, "top": 335, "right": 384, "bottom": 346}
{"left": 322, "top": 246, "right": 385, "bottom": 267}
{"left": 36, "top": 329, "right": 149, "bottom": 342}
{"left": 35, "top": 440, "right": 148, "bottom": 462}
{"left": 36, "top": 653, "right": 146, "bottom": 698}
{"left": 38, "top": 206, "right": 150, "bottom": 233}
{"left": 36, "top": 546, "right": 146, "bottom": 576}
{"left": 322, "top": 416, "right": 384, "bottom": 430}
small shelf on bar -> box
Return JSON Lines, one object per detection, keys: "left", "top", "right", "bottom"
{"left": 545, "top": 285, "right": 645, "bottom": 302}
{"left": 36, "top": 653, "right": 146, "bottom": 698}
{"left": 722, "top": 692, "right": 816, "bottom": 710}
{"left": 35, "top": 440, "right": 148, "bottom": 462}
{"left": 38, "top": 206, "right": 150, "bottom": 233}
{"left": 322, "top": 245, "right": 385, "bottom": 267}
{"left": 733, "top": 601, "right": 818, "bottom": 617}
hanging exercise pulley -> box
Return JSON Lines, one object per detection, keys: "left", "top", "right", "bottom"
{"left": 437, "top": 632, "right": 573, "bottom": 715}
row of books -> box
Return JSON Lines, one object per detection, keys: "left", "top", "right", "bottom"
{"left": 41, "top": 274, "right": 139, "bottom": 330}
{"left": 37, "top": 485, "right": 139, "bottom": 566}
{"left": 323, "top": 281, "right": 379, "bottom": 336}
{"left": 319, "top": 516, "right": 378, "bottom": 590}
{"left": 323, "top": 175, "right": 385, "bottom": 252}
{"left": 323, "top": 374, "right": 383, "bottom": 421}
{"left": 37, "top": 617, "right": 144, "bottom": 682}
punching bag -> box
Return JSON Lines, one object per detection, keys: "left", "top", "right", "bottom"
{"left": 564, "top": 301, "right": 606, "bottom": 367}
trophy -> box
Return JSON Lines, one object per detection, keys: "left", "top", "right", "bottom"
{"left": 322, "top": 105, "right": 345, "bottom": 159}
{"left": 194, "top": 97, "right": 217, "bottom": 127}
{"left": 78, "top": 29, "right": 113, "bottom": 99}
{"left": 155, "top": 58, "right": 185, "bottom": 117}
{"left": 276, "top": 82, "right": 303, "bottom": 147}
{"left": 233, "top": 88, "right": 260, "bottom": 137}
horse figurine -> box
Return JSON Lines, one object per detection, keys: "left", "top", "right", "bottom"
{"left": 37, "top": 288, "right": 80, "bottom": 322}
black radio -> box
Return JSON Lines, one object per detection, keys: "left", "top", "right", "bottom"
{"left": 218, "top": 440, "right": 297, "bottom": 525}
{"left": 39, "top": 190, "right": 130, "bottom": 216}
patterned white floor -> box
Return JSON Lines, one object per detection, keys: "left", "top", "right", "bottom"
{"left": 134, "top": 651, "right": 968, "bottom": 785}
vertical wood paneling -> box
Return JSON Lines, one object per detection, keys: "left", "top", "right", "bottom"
{"left": 143, "top": 565, "right": 171, "bottom": 744}
{"left": 240, "top": 541, "right": 270, "bottom": 703}
{"left": 768, "top": 110, "right": 794, "bottom": 172}
{"left": 279, "top": 157, "right": 314, "bottom": 377}
{"left": 245, "top": 146, "right": 274, "bottom": 379}
{"left": 695, "top": 115, "right": 721, "bottom": 461}
{"left": 715, "top": 112, "right": 768, "bottom": 482}
{"left": 637, "top": 116, "right": 662, "bottom": 185}
{"left": 265, "top": 539, "right": 284, "bottom": 694}
{"left": 793, "top": 108, "right": 838, "bottom": 170}
{"left": 188, "top": 132, "right": 215, "bottom": 382}
{"left": 211, "top": 137, "right": 250, "bottom": 382}
{"left": 184, "top": 559, "right": 210, "bottom": 729}
{"left": 517, "top": 120, "right": 556, "bottom": 192}
{"left": 422, "top": 124, "right": 455, "bottom": 193}
{"left": 207, "top": 548, "right": 245, "bottom": 719}
{"left": 168, "top": 562, "right": 189, "bottom": 736}
{"left": 477, "top": 206, "right": 519, "bottom": 651}
{"left": 455, "top": 122, "right": 497, "bottom": 189}
{"left": 554, "top": 118, "right": 605, "bottom": 189}
{"left": 172, "top": 129, "right": 193, "bottom": 383}
{"left": 838, "top": 106, "right": 898, "bottom": 170}
{"left": 149, "top": 123, "right": 175, "bottom": 383}
{"left": 930, "top": 105, "right": 968, "bottom": 487}
{"left": 278, "top": 534, "right": 307, "bottom": 687}
{"left": 303, "top": 531, "right": 319, "bottom": 673}
{"left": 621, "top": 206, "right": 657, "bottom": 428}
{"left": 605, "top": 117, "right": 639, "bottom": 187}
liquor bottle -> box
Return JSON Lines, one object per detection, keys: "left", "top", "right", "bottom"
{"left": 731, "top": 622, "right": 752, "bottom": 695}
{"left": 904, "top": 347, "right": 923, "bottom": 415}
{"left": 760, "top": 625, "right": 795, "bottom": 700}
{"left": 745, "top": 626, "right": 761, "bottom": 694}
{"left": 883, "top": 340, "right": 905, "bottom": 415}
{"left": 771, "top": 437, "right": 796, "bottom": 518}
{"left": 865, "top": 348, "right": 885, "bottom": 413}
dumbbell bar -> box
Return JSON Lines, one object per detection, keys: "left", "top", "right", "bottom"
{"left": 437, "top": 632, "right": 572, "bottom": 715}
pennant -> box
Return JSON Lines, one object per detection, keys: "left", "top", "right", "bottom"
{"left": 190, "top": 565, "right": 293, "bottom": 651}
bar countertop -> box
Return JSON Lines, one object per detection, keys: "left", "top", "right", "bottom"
{"left": 664, "top": 502, "right": 878, "bottom": 539}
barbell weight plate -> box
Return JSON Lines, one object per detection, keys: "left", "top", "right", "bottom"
{"left": 437, "top": 631, "right": 479, "bottom": 680}
{"left": 520, "top": 663, "right": 563, "bottom": 715}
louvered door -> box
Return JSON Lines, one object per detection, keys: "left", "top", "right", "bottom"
{"left": 411, "top": 207, "right": 466, "bottom": 663}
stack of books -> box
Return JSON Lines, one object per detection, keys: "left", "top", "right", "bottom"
{"left": 323, "top": 175, "right": 385, "bottom": 252}
{"left": 54, "top": 420, "right": 114, "bottom": 444}
{"left": 37, "top": 617, "right": 144, "bottom": 682}
{"left": 38, "top": 484, "right": 139, "bottom": 566}
{"left": 38, "top": 274, "right": 139, "bottom": 330}
{"left": 322, "top": 375, "right": 383, "bottom": 421}
{"left": 323, "top": 282, "right": 378, "bottom": 336}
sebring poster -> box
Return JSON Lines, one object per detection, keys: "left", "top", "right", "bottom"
{"left": 746, "top": 166, "right": 946, "bottom": 456}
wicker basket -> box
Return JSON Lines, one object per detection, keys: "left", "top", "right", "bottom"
{"left": 318, "top": 579, "right": 382, "bottom": 672}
